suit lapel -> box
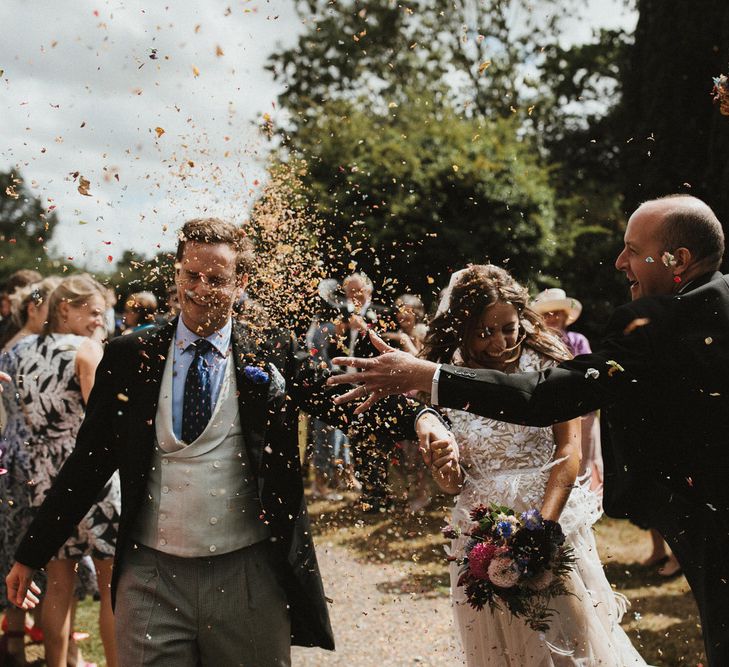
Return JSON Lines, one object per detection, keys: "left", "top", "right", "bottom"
{"left": 231, "top": 322, "right": 267, "bottom": 475}
{"left": 133, "top": 320, "right": 176, "bottom": 444}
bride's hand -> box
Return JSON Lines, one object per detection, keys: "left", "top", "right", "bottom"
{"left": 426, "top": 436, "right": 463, "bottom": 495}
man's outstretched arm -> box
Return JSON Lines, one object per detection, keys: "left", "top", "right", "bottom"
{"left": 328, "top": 308, "right": 655, "bottom": 427}
{"left": 327, "top": 332, "right": 438, "bottom": 413}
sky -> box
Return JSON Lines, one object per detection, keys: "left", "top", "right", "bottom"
{"left": 0, "top": 0, "right": 636, "bottom": 270}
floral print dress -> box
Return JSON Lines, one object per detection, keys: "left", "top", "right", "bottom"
{"left": 15, "top": 334, "right": 120, "bottom": 560}
{"left": 445, "top": 347, "right": 648, "bottom": 666}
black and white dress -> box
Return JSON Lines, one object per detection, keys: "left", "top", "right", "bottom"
{"left": 16, "top": 333, "right": 120, "bottom": 560}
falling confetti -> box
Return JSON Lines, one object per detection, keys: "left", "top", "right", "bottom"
{"left": 585, "top": 368, "right": 600, "bottom": 380}
{"left": 77, "top": 176, "right": 92, "bottom": 196}
{"left": 712, "top": 73, "right": 729, "bottom": 115}
{"left": 192, "top": 65, "right": 200, "bottom": 77}
{"left": 606, "top": 360, "right": 624, "bottom": 377}
{"left": 155, "top": 127, "right": 165, "bottom": 138}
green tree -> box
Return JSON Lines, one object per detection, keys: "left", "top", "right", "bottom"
{"left": 620, "top": 0, "right": 729, "bottom": 237}
{"left": 291, "top": 96, "right": 558, "bottom": 299}
{"left": 0, "top": 171, "right": 59, "bottom": 282}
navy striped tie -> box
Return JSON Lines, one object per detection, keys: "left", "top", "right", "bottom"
{"left": 182, "top": 339, "right": 214, "bottom": 443}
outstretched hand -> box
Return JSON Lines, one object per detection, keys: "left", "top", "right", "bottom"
{"left": 327, "top": 331, "right": 438, "bottom": 414}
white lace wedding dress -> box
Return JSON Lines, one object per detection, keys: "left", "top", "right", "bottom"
{"left": 445, "top": 347, "right": 648, "bottom": 666}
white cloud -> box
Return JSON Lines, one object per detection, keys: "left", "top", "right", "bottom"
{"left": 1, "top": 0, "right": 301, "bottom": 268}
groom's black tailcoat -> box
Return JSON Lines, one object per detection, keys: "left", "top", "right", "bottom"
{"left": 435, "top": 271, "right": 729, "bottom": 664}
{"left": 15, "top": 319, "right": 418, "bottom": 650}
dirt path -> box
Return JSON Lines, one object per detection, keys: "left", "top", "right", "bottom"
{"left": 292, "top": 540, "right": 459, "bottom": 666}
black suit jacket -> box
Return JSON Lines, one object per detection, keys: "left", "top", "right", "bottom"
{"left": 436, "top": 272, "right": 729, "bottom": 529}
{"left": 15, "top": 319, "right": 418, "bottom": 649}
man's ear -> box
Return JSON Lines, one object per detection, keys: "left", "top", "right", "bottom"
{"left": 672, "top": 247, "right": 692, "bottom": 276}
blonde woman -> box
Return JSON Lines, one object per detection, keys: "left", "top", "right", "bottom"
{"left": 12, "top": 274, "right": 119, "bottom": 667}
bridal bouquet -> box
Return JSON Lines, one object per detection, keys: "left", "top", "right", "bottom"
{"left": 444, "top": 503, "right": 575, "bottom": 632}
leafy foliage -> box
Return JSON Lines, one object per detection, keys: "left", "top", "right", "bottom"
{"left": 0, "top": 171, "right": 59, "bottom": 282}
{"left": 290, "top": 96, "right": 558, "bottom": 300}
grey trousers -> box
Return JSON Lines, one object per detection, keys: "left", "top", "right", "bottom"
{"left": 114, "top": 541, "right": 291, "bottom": 667}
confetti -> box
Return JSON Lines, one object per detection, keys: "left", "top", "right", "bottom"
{"left": 645, "top": 256, "right": 655, "bottom": 263}
{"left": 478, "top": 60, "right": 491, "bottom": 74}
{"left": 192, "top": 65, "right": 200, "bottom": 77}
{"left": 585, "top": 368, "right": 600, "bottom": 380}
{"left": 117, "top": 393, "right": 129, "bottom": 402}
{"left": 661, "top": 251, "right": 676, "bottom": 267}
{"left": 77, "top": 176, "right": 92, "bottom": 196}
{"left": 155, "top": 126, "right": 165, "bottom": 138}
{"left": 712, "top": 73, "right": 729, "bottom": 116}
{"left": 0, "top": 468, "right": 7, "bottom": 475}
{"left": 606, "top": 360, "right": 624, "bottom": 377}
{"left": 5, "top": 185, "right": 19, "bottom": 199}
{"left": 705, "top": 337, "right": 713, "bottom": 345}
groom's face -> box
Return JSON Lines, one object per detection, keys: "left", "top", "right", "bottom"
{"left": 175, "top": 241, "right": 247, "bottom": 336}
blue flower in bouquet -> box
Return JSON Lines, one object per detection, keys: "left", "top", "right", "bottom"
{"left": 520, "top": 509, "right": 544, "bottom": 531}
{"left": 244, "top": 365, "right": 269, "bottom": 384}
{"left": 495, "top": 520, "right": 514, "bottom": 539}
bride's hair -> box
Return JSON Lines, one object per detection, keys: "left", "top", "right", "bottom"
{"left": 421, "top": 265, "right": 570, "bottom": 366}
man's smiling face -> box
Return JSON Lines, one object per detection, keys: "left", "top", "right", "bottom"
{"left": 614, "top": 203, "right": 675, "bottom": 300}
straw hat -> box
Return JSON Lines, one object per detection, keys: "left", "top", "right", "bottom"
{"left": 531, "top": 288, "right": 582, "bottom": 326}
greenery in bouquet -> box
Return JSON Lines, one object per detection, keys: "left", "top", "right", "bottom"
{"left": 444, "top": 504, "right": 575, "bottom": 633}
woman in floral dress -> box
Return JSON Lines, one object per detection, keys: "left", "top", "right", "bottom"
{"left": 13, "top": 274, "right": 119, "bottom": 667}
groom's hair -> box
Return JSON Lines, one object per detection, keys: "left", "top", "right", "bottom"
{"left": 652, "top": 195, "right": 725, "bottom": 271}
{"left": 176, "top": 217, "right": 254, "bottom": 275}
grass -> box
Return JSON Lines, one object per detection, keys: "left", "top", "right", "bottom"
{"left": 16, "top": 489, "right": 706, "bottom": 666}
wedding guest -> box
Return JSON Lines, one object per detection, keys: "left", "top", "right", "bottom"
{"left": 11, "top": 274, "right": 119, "bottom": 667}
{"left": 384, "top": 294, "right": 430, "bottom": 511}
{"left": 422, "top": 265, "right": 646, "bottom": 665}
{"left": 341, "top": 272, "right": 393, "bottom": 511}
{"left": 531, "top": 288, "right": 603, "bottom": 491}
{"left": 0, "top": 276, "right": 60, "bottom": 666}
{"left": 305, "top": 311, "right": 356, "bottom": 498}
{"left": 0, "top": 270, "right": 43, "bottom": 349}
{"left": 122, "top": 291, "right": 158, "bottom": 334}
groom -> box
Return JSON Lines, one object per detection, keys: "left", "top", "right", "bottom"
{"left": 5, "top": 218, "right": 449, "bottom": 666}
{"left": 328, "top": 195, "right": 729, "bottom": 665}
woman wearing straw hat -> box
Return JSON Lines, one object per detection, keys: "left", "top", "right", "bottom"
{"left": 531, "top": 288, "right": 602, "bottom": 491}
{"left": 531, "top": 288, "right": 682, "bottom": 578}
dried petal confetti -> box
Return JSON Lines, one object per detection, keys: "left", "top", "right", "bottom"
{"left": 661, "top": 251, "right": 676, "bottom": 267}
{"left": 155, "top": 127, "right": 165, "bottom": 138}
{"left": 77, "top": 176, "right": 92, "bottom": 196}
{"left": 585, "top": 368, "right": 600, "bottom": 380}
{"left": 606, "top": 360, "right": 624, "bottom": 377}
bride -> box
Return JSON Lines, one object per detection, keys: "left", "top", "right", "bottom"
{"left": 424, "top": 265, "right": 648, "bottom": 666}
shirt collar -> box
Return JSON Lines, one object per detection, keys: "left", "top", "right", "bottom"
{"left": 175, "top": 317, "right": 232, "bottom": 357}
